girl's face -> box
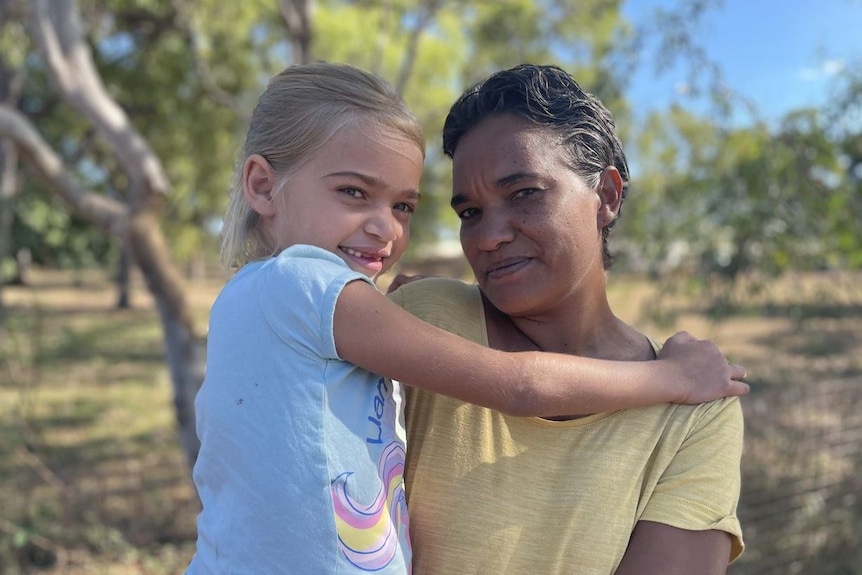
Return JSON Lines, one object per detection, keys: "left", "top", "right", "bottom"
{"left": 247, "top": 121, "right": 424, "bottom": 280}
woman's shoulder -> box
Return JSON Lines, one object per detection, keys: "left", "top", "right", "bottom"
{"left": 657, "top": 395, "right": 744, "bottom": 441}
{"left": 389, "top": 277, "right": 485, "bottom": 342}
{"left": 391, "top": 276, "right": 480, "bottom": 309}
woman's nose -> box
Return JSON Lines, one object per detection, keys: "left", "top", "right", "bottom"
{"left": 475, "top": 210, "right": 514, "bottom": 251}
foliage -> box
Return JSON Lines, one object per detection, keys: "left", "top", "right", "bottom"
{"left": 13, "top": 185, "right": 116, "bottom": 269}
{"left": 312, "top": 0, "right": 632, "bottom": 247}
{"left": 5, "top": 0, "right": 642, "bottom": 269}
{"left": 3, "top": 0, "right": 860, "bottom": 281}
{"left": 81, "top": 0, "right": 283, "bottom": 262}
{"left": 620, "top": 73, "right": 862, "bottom": 283}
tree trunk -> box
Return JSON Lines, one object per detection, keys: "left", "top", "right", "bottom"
{"left": 127, "top": 209, "right": 204, "bottom": 464}
{"left": 0, "top": 0, "right": 206, "bottom": 468}
{"left": 115, "top": 243, "right": 131, "bottom": 309}
{"left": 0, "top": 37, "right": 25, "bottom": 320}
{"left": 394, "top": 0, "right": 443, "bottom": 96}
{"left": 279, "top": 0, "right": 314, "bottom": 65}
{"left": 0, "top": 138, "right": 15, "bottom": 314}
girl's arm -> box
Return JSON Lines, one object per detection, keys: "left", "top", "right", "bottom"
{"left": 334, "top": 280, "right": 748, "bottom": 417}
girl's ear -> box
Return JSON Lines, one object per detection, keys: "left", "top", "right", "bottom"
{"left": 243, "top": 154, "right": 279, "bottom": 217}
{"left": 596, "top": 166, "right": 623, "bottom": 228}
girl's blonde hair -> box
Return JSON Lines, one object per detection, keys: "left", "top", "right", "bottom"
{"left": 220, "top": 62, "right": 425, "bottom": 268}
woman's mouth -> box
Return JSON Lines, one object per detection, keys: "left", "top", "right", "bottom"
{"left": 485, "top": 257, "right": 531, "bottom": 280}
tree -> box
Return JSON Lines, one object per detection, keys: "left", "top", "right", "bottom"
{"left": 617, "top": 88, "right": 860, "bottom": 322}
{"left": 0, "top": 0, "right": 26, "bottom": 300}
{"left": 826, "top": 62, "right": 862, "bottom": 268}
{"left": 0, "top": 0, "right": 204, "bottom": 466}
{"left": 0, "top": 0, "right": 740, "bottom": 468}
{"left": 311, "top": 0, "right": 634, "bottom": 246}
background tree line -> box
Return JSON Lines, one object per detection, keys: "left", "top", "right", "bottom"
{"left": 1, "top": 0, "right": 860, "bottom": 465}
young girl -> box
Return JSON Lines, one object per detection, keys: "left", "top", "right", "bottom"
{"left": 186, "top": 62, "right": 747, "bottom": 575}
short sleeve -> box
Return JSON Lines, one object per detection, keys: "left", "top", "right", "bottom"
{"left": 641, "top": 397, "right": 745, "bottom": 561}
{"left": 259, "top": 245, "right": 373, "bottom": 361}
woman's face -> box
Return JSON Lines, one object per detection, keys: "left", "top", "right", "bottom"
{"left": 450, "top": 114, "right": 608, "bottom": 318}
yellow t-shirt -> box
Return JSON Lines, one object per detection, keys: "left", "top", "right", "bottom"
{"left": 389, "top": 277, "right": 744, "bottom": 575}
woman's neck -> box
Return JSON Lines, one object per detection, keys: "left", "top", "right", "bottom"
{"left": 482, "top": 292, "right": 653, "bottom": 362}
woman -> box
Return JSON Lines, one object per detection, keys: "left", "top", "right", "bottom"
{"left": 390, "top": 64, "right": 744, "bottom": 575}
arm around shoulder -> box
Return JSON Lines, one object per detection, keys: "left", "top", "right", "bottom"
{"left": 336, "top": 280, "right": 731, "bottom": 416}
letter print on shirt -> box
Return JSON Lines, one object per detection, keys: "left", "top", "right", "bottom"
{"left": 331, "top": 378, "right": 411, "bottom": 572}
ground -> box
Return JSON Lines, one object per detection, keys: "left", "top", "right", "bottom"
{"left": 0, "top": 266, "right": 859, "bottom": 574}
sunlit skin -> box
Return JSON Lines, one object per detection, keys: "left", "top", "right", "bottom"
{"left": 451, "top": 114, "right": 622, "bottom": 333}
{"left": 244, "top": 120, "right": 424, "bottom": 280}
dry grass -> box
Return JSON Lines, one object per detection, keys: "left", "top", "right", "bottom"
{"left": 0, "top": 266, "right": 860, "bottom": 574}
{"left": 0, "top": 269, "right": 220, "bottom": 575}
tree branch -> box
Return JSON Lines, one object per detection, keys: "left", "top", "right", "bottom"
{"left": 0, "top": 105, "right": 127, "bottom": 235}
{"left": 171, "top": 0, "right": 246, "bottom": 120}
{"left": 370, "top": 0, "right": 393, "bottom": 75}
{"left": 31, "top": 0, "right": 169, "bottom": 203}
{"left": 394, "top": 0, "right": 444, "bottom": 96}
{"left": 279, "top": 0, "right": 313, "bottom": 65}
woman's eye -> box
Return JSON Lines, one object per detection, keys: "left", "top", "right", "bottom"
{"left": 394, "top": 202, "right": 415, "bottom": 214}
{"left": 512, "top": 188, "right": 539, "bottom": 199}
{"left": 458, "top": 207, "right": 479, "bottom": 220}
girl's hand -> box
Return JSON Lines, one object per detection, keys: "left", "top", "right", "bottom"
{"left": 658, "top": 331, "right": 749, "bottom": 404}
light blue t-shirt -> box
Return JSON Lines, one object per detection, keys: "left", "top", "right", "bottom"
{"left": 188, "top": 245, "right": 411, "bottom": 575}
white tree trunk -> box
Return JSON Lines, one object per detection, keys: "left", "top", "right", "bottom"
{"left": 0, "top": 39, "right": 27, "bottom": 299}
{"left": 279, "top": 0, "right": 314, "bottom": 64}
{"left": 0, "top": 0, "right": 206, "bottom": 468}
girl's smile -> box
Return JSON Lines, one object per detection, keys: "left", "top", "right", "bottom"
{"left": 339, "top": 245, "right": 391, "bottom": 275}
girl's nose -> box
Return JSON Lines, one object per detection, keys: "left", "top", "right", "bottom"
{"left": 364, "top": 208, "right": 400, "bottom": 242}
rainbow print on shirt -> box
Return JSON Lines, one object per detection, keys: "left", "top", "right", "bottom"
{"left": 331, "top": 441, "right": 410, "bottom": 572}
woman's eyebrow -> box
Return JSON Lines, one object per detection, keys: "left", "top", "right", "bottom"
{"left": 496, "top": 171, "right": 541, "bottom": 187}
{"left": 451, "top": 171, "right": 542, "bottom": 208}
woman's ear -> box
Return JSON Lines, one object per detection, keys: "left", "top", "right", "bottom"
{"left": 243, "top": 154, "right": 278, "bottom": 217}
{"left": 596, "top": 166, "right": 623, "bottom": 228}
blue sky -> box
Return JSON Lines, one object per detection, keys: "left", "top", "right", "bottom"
{"left": 624, "top": 0, "right": 862, "bottom": 124}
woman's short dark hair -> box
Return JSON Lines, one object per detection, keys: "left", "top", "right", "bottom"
{"left": 443, "top": 64, "right": 629, "bottom": 269}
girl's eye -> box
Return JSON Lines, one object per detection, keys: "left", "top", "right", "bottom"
{"left": 457, "top": 207, "right": 479, "bottom": 220}
{"left": 341, "top": 187, "right": 364, "bottom": 198}
{"left": 394, "top": 202, "right": 415, "bottom": 214}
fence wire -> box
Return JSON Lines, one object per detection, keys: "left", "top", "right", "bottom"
{"left": 730, "top": 378, "right": 862, "bottom": 575}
